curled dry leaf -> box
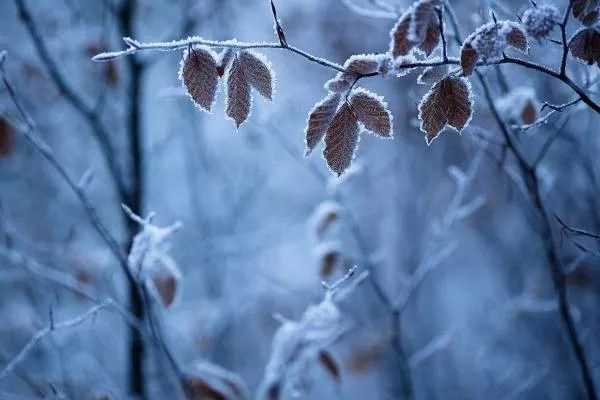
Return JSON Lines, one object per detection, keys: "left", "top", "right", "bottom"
{"left": 180, "top": 46, "right": 219, "bottom": 112}
{"left": 240, "top": 51, "right": 274, "bottom": 100}
{"left": 349, "top": 88, "right": 393, "bottom": 137}
{"left": 569, "top": 27, "right": 600, "bottom": 65}
{"left": 305, "top": 93, "right": 341, "bottom": 155}
{"left": 418, "top": 76, "right": 473, "bottom": 144}
{"left": 460, "top": 43, "right": 479, "bottom": 76}
{"left": 226, "top": 56, "right": 252, "bottom": 127}
{"left": 390, "top": 0, "right": 441, "bottom": 58}
{"left": 324, "top": 76, "right": 353, "bottom": 93}
{"left": 573, "top": 0, "right": 600, "bottom": 26}
{"left": 505, "top": 23, "right": 528, "bottom": 52}
{"left": 324, "top": 103, "right": 360, "bottom": 176}
{"left": 149, "top": 257, "right": 180, "bottom": 308}
{"left": 319, "top": 351, "right": 341, "bottom": 382}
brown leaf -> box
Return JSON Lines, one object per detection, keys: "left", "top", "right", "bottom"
{"left": 153, "top": 273, "right": 177, "bottom": 308}
{"left": 182, "top": 362, "right": 249, "bottom": 400}
{"left": 418, "top": 20, "right": 441, "bottom": 56}
{"left": 505, "top": 24, "right": 528, "bottom": 52}
{"left": 324, "top": 103, "right": 360, "bottom": 176}
{"left": 390, "top": 12, "right": 413, "bottom": 58}
{"left": 573, "top": 0, "right": 600, "bottom": 25}
{"left": 319, "top": 249, "right": 342, "bottom": 278}
{"left": 305, "top": 93, "right": 341, "bottom": 155}
{"left": 569, "top": 28, "right": 600, "bottom": 65}
{"left": 418, "top": 77, "right": 473, "bottom": 144}
{"left": 346, "top": 342, "right": 386, "bottom": 373}
{"left": 319, "top": 351, "right": 341, "bottom": 382}
{"left": 240, "top": 51, "right": 273, "bottom": 100}
{"left": 410, "top": 0, "right": 439, "bottom": 44}
{"left": 521, "top": 99, "right": 538, "bottom": 125}
{"left": 180, "top": 47, "right": 219, "bottom": 112}
{"left": 183, "top": 376, "right": 226, "bottom": 400}
{"left": 349, "top": 89, "right": 393, "bottom": 137}
{"left": 460, "top": 43, "right": 479, "bottom": 76}
{"left": 226, "top": 56, "right": 252, "bottom": 127}
{"left": 0, "top": 118, "right": 15, "bottom": 157}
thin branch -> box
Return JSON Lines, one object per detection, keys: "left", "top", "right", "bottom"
{"left": 270, "top": 0, "right": 288, "bottom": 47}
{"left": 436, "top": 7, "right": 448, "bottom": 62}
{"left": 0, "top": 55, "right": 136, "bottom": 290}
{"left": 559, "top": 1, "right": 572, "bottom": 76}
{"left": 13, "top": 0, "right": 128, "bottom": 200}
{"left": 0, "top": 300, "right": 112, "bottom": 380}
{"left": 555, "top": 214, "right": 600, "bottom": 241}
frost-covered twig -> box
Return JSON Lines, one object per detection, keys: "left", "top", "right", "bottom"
{"left": 0, "top": 300, "right": 112, "bottom": 381}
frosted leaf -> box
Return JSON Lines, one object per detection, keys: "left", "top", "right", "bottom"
{"left": 324, "top": 103, "right": 360, "bottom": 176}
{"left": 182, "top": 361, "right": 250, "bottom": 400}
{"left": 418, "top": 77, "right": 473, "bottom": 144}
{"left": 569, "top": 27, "right": 600, "bottom": 65}
{"left": 179, "top": 46, "right": 219, "bottom": 112}
{"left": 496, "top": 87, "right": 539, "bottom": 125}
{"left": 217, "top": 48, "right": 234, "bottom": 76}
{"left": 409, "top": 0, "right": 441, "bottom": 44}
{"left": 390, "top": 12, "right": 413, "bottom": 57}
{"left": 417, "top": 63, "right": 448, "bottom": 84}
{"left": 309, "top": 201, "right": 342, "bottom": 238}
{"left": 389, "top": 0, "right": 441, "bottom": 58}
{"left": 226, "top": 55, "right": 252, "bottom": 127}
{"left": 315, "top": 244, "right": 343, "bottom": 278}
{"left": 460, "top": 43, "right": 479, "bottom": 76}
{"left": 240, "top": 50, "right": 274, "bottom": 100}
{"left": 349, "top": 88, "right": 393, "bottom": 137}
{"left": 418, "top": 17, "right": 441, "bottom": 56}
{"left": 124, "top": 206, "right": 182, "bottom": 307}
{"left": 573, "top": 0, "right": 600, "bottom": 26}
{"left": 147, "top": 253, "right": 181, "bottom": 308}
{"left": 522, "top": 5, "right": 559, "bottom": 41}
{"left": 305, "top": 93, "right": 341, "bottom": 155}
{"left": 503, "top": 22, "right": 528, "bottom": 52}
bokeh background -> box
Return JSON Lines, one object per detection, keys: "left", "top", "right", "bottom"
{"left": 1, "top": 0, "right": 599, "bottom": 399}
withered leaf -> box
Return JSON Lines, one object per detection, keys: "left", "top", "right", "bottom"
{"left": 180, "top": 46, "right": 219, "bottom": 112}
{"left": 573, "top": 0, "right": 600, "bottom": 25}
{"left": 324, "top": 103, "right": 360, "bottom": 176}
{"left": 460, "top": 43, "right": 479, "bottom": 76}
{"left": 569, "top": 28, "right": 600, "bottom": 65}
{"left": 320, "top": 250, "right": 342, "bottom": 278}
{"left": 410, "top": 0, "right": 440, "bottom": 44}
{"left": 153, "top": 273, "right": 177, "bottom": 308}
{"left": 418, "top": 20, "right": 441, "bottom": 56}
{"left": 342, "top": 54, "right": 380, "bottom": 76}
{"left": 226, "top": 56, "right": 252, "bottom": 127}
{"left": 349, "top": 89, "right": 393, "bottom": 137}
{"left": 217, "top": 48, "right": 234, "bottom": 77}
{"left": 319, "top": 351, "right": 341, "bottom": 382}
{"left": 521, "top": 99, "right": 538, "bottom": 125}
{"left": 505, "top": 24, "right": 528, "bottom": 52}
{"left": 324, "top": 75, "right": 353, "bottom": 93}
{"left": 390, "top": 12, "right": 413, "bottom": 58}
{"left": 418, "top": 77, "right": 473, "bottom": 144}
{"left": 305, "top": 93, "right": 341, "bottom": 155}
{"left": 240, "top": 50, "right": 273, "bottom": 100}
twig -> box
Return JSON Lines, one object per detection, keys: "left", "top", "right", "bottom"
{"left": 270, "top": 0, "right": 288, "bottom": 47}
{"left": 0, "top": 301, "right": 112, "bottom": 380}
{"left": 13, "top": 0, "right": 128, "bottom": 200}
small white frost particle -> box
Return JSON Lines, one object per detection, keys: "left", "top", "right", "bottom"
{"left": 522, "top": 5, "right": 559, "bottom": 41}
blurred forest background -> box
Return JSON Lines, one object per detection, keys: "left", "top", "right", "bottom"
{"left": 0, "top": 0, "right": 599, "bottom": 399}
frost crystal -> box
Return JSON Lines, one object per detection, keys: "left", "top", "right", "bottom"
{"left": 522, "top": 5, "right": 559, "bottom": 41}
